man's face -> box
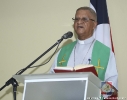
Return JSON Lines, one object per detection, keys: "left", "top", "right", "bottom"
{"left": 73, "top": 9, "right": 97, "bottom": 40}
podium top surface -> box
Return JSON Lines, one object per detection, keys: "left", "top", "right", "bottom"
{"left": 13, "top": 72, "right": 101, "bottom": 87}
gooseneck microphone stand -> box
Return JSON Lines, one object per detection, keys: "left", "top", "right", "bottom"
{"left": 0, "top": 34, "right": 69, "bottom": 100}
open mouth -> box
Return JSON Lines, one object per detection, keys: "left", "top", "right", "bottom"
{"left": 77, "top": 26, "right": 84, "bottom": 28}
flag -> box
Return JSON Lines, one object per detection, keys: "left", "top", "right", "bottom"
{"left": 90, "top": 0, "right": 117, "bottom": 99}
{"left": 90, "top": 0, "right": 114, "bottom": 52}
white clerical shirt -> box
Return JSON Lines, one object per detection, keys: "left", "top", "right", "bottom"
{"left": 50, "top": 35, "right": 118, "bottom": 90}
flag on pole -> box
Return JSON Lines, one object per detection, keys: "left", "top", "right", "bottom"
{"left": 90, "top": 0, "right": 114, "bottom": 52}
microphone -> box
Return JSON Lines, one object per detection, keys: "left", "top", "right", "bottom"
{"left": 62, "top": 31, "right": 73, "bottom": 39}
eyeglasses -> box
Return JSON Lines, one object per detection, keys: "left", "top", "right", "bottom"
{"left": 72, "top": 17, "right": 95, "bottom": 23}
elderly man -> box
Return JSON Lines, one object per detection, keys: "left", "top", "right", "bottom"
{"left": 50, "top": 6, "right": 118, "bottom": 99}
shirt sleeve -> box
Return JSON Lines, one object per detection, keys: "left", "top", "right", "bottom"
{"left": 104, "top": 50, "right": 118, "bottom": 90}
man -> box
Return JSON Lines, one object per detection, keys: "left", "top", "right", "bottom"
{"left": 50, "top": 6, "right": 118, "bottom": 99}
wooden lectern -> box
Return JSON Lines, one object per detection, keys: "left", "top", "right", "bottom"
{"left": 13, "top": 72, "right": 101, "bottom": 100}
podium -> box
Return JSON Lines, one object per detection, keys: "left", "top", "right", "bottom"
{"left": 13, "top": 72, "right": 101, "bottom": 100}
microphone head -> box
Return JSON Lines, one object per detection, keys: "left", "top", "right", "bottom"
{"left": 62, "top": 31, "right": 73, "bottom": 39}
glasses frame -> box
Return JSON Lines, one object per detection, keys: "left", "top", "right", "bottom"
{"left": 72, "top": 17, "right": 95, "bottom": 23}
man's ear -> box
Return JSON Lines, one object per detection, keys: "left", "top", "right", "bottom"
{"left": 93, "top": 21, "right": 97, "bottom": 29}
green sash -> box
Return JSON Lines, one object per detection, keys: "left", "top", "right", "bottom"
{"left": 57, "top": 40, "right": 110, "bottom": 81}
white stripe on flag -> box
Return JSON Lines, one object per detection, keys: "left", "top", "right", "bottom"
{"left": 90, "top": 3, "right": 112, "bottom": 49}
{"left": 93, "top": 24, "right": 111, "bottom": 49}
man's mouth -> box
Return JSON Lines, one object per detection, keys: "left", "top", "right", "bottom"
{"left": 77, "top": 26, "right": 84, "bottom": 28}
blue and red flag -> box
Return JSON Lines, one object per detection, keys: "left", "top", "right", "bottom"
{"left": 90, "top": 0, "right": 114, "bottom": 52}
{"left": 90, "top": 0, "right": 117, "bottom": 99}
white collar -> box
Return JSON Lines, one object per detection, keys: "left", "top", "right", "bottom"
{"left": 77, "top": 35, "right": 95, "bottom": 44}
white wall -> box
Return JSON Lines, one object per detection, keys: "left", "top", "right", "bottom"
{"left": 0, "top": 0, "right": 126, "bottom": 100}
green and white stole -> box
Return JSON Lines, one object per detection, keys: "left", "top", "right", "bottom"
{"left": 57, "top": 40, "right": 110, "bottom": 81}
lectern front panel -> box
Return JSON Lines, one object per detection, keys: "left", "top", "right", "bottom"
{"left": 24, "top": 78, "right": 87, "bottom": 100}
